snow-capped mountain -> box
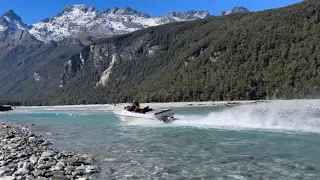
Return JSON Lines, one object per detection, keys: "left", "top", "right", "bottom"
{"left": 0, "top": 10, "right": 38, "bottom": 47}
{"left": 219, "top": 7, "right": 250, "bottom": 16}
{"left": 29, "top": 5, "right": 211, "bottom": 42}
{"left": 0, "top": 10, "right": 27, "bottom": 32}
{"left": 1, "top": 5, "right": 249, "bottom": 44}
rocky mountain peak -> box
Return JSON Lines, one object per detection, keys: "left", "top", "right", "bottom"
{"left": 28, "top": 4, "right": 211, "bottom": 43}
{"left": 3, "top": 10, "right": 23, "bottom": 22}
{"left": 219, "top": 6, "right": 250, "bottom": 16}
{"left": 88, "top": 7, "right": 98, "bottom": 13}
{"left": 62, "top": 4, "right": 87, "bottom": 13}
{"left": 57, "top": 4, "right": 98, "bottom": 17}
{"left": 0, "top": 10, "right": 27, "bottom": 32}
{"left": 165, "top": 10, "right": 210, "bottom": 19}
{"left": 184, "top": 10, "right": 210, "bottom": 19}
{"left": 103, "top": 6, "right": 150, "bottom": 18}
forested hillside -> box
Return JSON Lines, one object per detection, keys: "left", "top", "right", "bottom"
{"left": 42, "top": 0, "right": 320, "bottom": 105}
{"left": 0, "top": 39, "right": 84, "bottom": 102}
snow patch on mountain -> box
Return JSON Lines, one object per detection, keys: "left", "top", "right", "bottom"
{"left": 29, "top": 5, "right": 211, "bottom": 42}
{"left": 0, "top": 24, "right": 7, "bottom": 31}
{"left": 1, "top": 5, "right": 249, "bottom": 43}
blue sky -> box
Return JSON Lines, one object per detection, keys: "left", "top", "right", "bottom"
{"left": 0, "top": 0, "right": 302, "bottom": 24}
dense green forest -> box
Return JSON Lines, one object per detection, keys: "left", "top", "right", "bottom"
{"left": 30, "top": 0, "right": 320, "bottom": 105}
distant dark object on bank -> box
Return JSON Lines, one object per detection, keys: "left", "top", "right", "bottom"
{"left": 0, "top": 105, "right": 13, "bottom": 111}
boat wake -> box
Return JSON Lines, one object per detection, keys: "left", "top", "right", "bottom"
{"left": 171, "top": 100, "right": 320, "bottom": 133}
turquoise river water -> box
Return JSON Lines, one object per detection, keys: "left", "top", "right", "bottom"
{"left": 1, "top": 100, "right": 320, "bottom": 180}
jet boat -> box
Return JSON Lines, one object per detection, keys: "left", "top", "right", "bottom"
{"left": 113, "top": 108, "right": 177, "bottom": 123}
{"left": 0, "top": 105, "right": 13, "bottom": 112}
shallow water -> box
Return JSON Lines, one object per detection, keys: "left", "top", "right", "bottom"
{"left": 1, "top": 100, "right": 320, "bottom": 179}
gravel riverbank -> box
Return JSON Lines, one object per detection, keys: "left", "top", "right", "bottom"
{"left": 0, "top": 121, "right": 100, "bottom": 180}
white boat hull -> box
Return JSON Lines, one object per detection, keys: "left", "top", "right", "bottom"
{"left": 115, "top": 115, "right": 153, "bottom": 122}
{"left": 113, "top": 108, "right": 176, "bottom": 123}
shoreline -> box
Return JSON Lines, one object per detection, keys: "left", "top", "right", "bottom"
{"left": 0, "top": 120, "right": 100, "bottom": 180}
{"left": 17, "top": 100, "right": 265, "bottom": 111}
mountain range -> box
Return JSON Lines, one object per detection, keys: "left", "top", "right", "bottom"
{"left": 6, "top": 1, "right": 320, "bottom": 105}
{"left": 1, "top": 5, "right": 249, "bottom": 44}
{"left": 42, "top": 0, "right": 320, "bottom": 105}
{"left": 0, "top": 4, "right": 250, "bottom": 103}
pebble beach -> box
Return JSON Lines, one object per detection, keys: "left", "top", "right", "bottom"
{"left": 0, "top": 121, "right": 100, "bottom": 180}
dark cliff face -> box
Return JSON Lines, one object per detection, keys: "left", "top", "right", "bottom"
{"left": 59, "top": 33, "right": 151, "bottom": 87}
{"left": 60, "top": 46, "right": 91, "bottom": 87}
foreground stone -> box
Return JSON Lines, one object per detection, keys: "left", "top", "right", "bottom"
{"left": 0, "top": 121, "right": 100, "bottom": 180}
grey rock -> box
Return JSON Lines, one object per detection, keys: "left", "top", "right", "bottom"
{"left": 54, "top": 165, "right": 64, "bottom": 171}
{"left": 76, "top": 177, "right": 89, "bottom": 180}
{"left": 48, "top": 156, "right": 56, "bottom": 161}
{"left": 65, "top": 158, "right": 76, "bottom": 165}
{"left": 42, "top": 140, "right": 52, "bottom": 146}
{"left": 32, "top": 170, "right": 42, "bottom": 177}
{"left": 39, "top": 156, "right": 49, "bottom": 162}
{"left": 81, "top": 155, "right": 95, "bottom": 164}
{"left": 72, "top": 169, "right": 84, "bottom": 176}
{"left": 25, "top": 176, "right": 33, "bottom": 180}
{"left": 17, "top": 161, "right": 24, "bottom": 168}
{"left": 43, "top": 171, "right": 53, "bottom": 178}
{"left": 37, "top": 164, "right": 51, "bottom": 170}
{"left": 51, "top": 175, "right": 70, "bottom": 180}
{"left": 16, "top": 153, "right": 27, "bottom": 158}
{"left": 10, "top": 137, "right": 21, "bottom": 143}
{"left": 42, "top": 151, "right": 54, "bottom": 157}
{"left": 45, "top": 162, "right": 56, "bottom": 167}
{"left": 50, "top": 171, "right": 65, "bottom": 176}
{"left": 24, "top": 162, "right": 33, "bottom": 171}
{"left": 6, "top": 135, "right": 15, "bottom": 139}
{"left": 29, "top": 155, "right": 38, "bottom": 164}
{"left": 35, "top": 178, "right": 48, "bottom": 180}
{"left": 37, "top": 158, "right": 46, "bottom": 165}
{"left": 12, "top": 159, "right": 20, "bottom": 164}
{"left": 54, "top": 160, "right": 66, "bottom": 171}
{"left": 64, "top": 166, "right": 74, "bottom": 175}
{"left": 6, "top": 154, "right": 17, "bottom": 160}
{"left": 14, "top": 167, "right": 29, "bottom": 176}
{"left": 1, "top": 160, "right": 8, "bottom": 166}
{"left": 69, "top": 161, "right": 85, "bottom": 166}
{"left": 6, "top": 163, "right": 17, "bottom": 169}
{"left": 75, "top": 165, "right": 86, "bottom": 171}
{"left": 85, "top": 166, "right": 99, "bottom": 174}
{"left": 28, "top": 137, "right": 36, "bottom": 142}
{"left": 57, "top": 159, "right": 67, "bottom": 166}
{"left": 0, "top": 176, "right": 15, "bottom": 180}
{"left": 0, "top": 167, "right": 11, "bottom": 173}
{"left": 0, "top": 170, "right": 6, "bottom": 176}
{"left": 11, "top": 143, "right": 21, "bottom": 149}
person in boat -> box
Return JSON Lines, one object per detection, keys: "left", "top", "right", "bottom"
{"left": 125, "top": 100, "right": 141, "bottom": 112}
{"left": 125, "top": 100, "right": 152, "bottom": 113}
{"left": 133, "top": 100, "right": 141, "bottom": 112}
